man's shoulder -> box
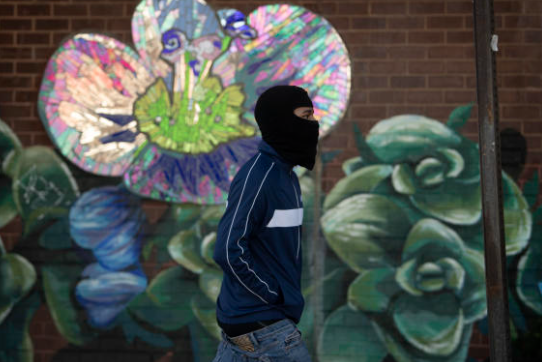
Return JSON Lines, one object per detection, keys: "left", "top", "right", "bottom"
{"left": 231, "top": 152, "right": 280, "bottom": 190}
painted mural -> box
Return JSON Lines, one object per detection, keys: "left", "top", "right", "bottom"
{"left": 1, "top": 1, "right": 542, "bottom": 362}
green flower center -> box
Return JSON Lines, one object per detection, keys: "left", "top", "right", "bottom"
{"left": 134, "top": 73, "right": 255, "bottom": 154}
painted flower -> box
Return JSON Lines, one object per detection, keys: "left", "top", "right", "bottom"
{"left": 325, "top": 111, "right": 531, "bottom": 255}
{"left": 70, "top": 186, "right": 147, "bottom": 328}
{"left": 38, "top": 0, "right": 351, "bottom": 204}
{"left": 321, "top": 194, "right": 486, "bottom": 361}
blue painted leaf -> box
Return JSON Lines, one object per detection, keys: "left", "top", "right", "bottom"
{"left": 523, "top": 171, "right": 539, "bottom": 209}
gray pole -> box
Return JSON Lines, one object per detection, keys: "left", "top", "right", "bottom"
{"left": 473, "top": 1, "right": 512, "bottom": 361}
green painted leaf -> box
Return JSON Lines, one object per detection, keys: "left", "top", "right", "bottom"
{"left": 342, "top": 157, "right": 364, "bottom": 176}
{"left": 198, "top": 267, "right": 223, "bottom": 303}
{"left": 190, "top": 293, "right": 221, "bottom": 340}
{"left": 128, "top": 266, "right": 198, "bottom": 331}
{"left": 458, "top": 248, "right": 487, "bottom": 323}
{"left": 317, "top": 305, "right": 387, "bottom": 362}
{"left": 200, "top": 205, "right": 226, "bottom": 229}
{"left": 436, "top": 258, "right": 466, "bottom": 293}
{"left": 0, "top": 118, "right": 22, "bottom": 166}
{"left": 0, "top": 176, "right": 17, "bottom": 229}
{"left": 38, "top": 216, "right": 72, "bottom": 250}
{"left": 395, "top": 259, "right": 423, "bottom": 297}
{"left": 200, "top": 232, "right": 218, "bottom": 267}
{"left": 0, "top": 254, "right": 36, "bottom": 324}
{"left": 437, "top": 148, "right": 465, "bottom": 178}
{"left": 411, "top": 180, "right": 482, "bottom": 226}
{"left": 12, "top": 147, "right": 79, "bottom": 233}
{"left": 42, "top": 265, "right": 96, "bottom": 345}
{"left": 354, "top": 124, "right": 381, "bottom": 165}
{"left": 391, "top": 293, "right": 463, "bottom": 356}
{"left": 323, "top": 165, "right": 393, "bottom": 212}
{"left": 391, "top": 164, "right": 415, "bottom": 195}
{"left": 366, "top": 115, "right": 462, "bottom": 164}
{"left": 322, "top": 194, "right": 410, "bottom": 272}
{"left": 373, "top": 321, "right": 473, "bottom": 362}
{"left": 446, "top": 103, "right": 474, "bottom": 131}
{"left": 522, "top": 171, "right": 539, "bottom": 209}
{"left": 189, "top": 321, "right": 221, "bottom": 362}
{"left": 0, "top": 291, "right": 40, "bottom": 362}
{"left": 118, "top": 311, "right": 173, "bottom": 348}
{"left": 516, "top": 246, "right": 542, "bottom": 315}
{"left": 348, "top": 267, "right": 400, "bottom": 312}
{"left": 502, "top": 172, "right": 532, "bottom": 255}
{"left": 168, "top": 229, "right": 207, "bottom": 274}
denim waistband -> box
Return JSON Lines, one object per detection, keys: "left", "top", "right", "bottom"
{"left": 223, "top": 318, "right": 293, "bottom": 345}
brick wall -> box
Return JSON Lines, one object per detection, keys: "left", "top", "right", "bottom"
{"left": 1, "top": 1, "right": 541, "bottom": 361}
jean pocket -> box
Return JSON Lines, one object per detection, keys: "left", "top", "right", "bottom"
{"left": 283, "top": 328, "right": 302, "bottom": 351}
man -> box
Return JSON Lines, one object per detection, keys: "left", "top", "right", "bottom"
{"left": 212, "top": 85, "right": 318, "bottom": 361}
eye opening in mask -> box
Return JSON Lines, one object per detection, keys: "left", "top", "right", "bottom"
{"left": 293, "top": 107, "right": 317, "bottom": 121}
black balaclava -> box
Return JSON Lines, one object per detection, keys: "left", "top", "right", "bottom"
{"left": 254, "top": 85, "right": 320, "bottom": 170}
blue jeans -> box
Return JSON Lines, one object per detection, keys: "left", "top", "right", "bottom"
{"left": 212, "top": 319, "right": 312, "bottom": 362}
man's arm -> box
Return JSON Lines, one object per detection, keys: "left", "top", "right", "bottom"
{"left": 213, "top": 156, "right": 280, "bottom": 305}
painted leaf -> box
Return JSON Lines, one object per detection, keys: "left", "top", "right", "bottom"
{"left": 348, "top": 267, "right": 400, "bottom": 312}
{"left": 168, "top": 229, "right": 207, "bottom": 274}
{"left": 446, "top": 103, "right": 473, "bottom": 131}
{"left": 0, "top": 176, "right": 17, "bottom": 229}
{"left": 317, "top": 305, "right": 387, "bottom": 362}
{"left": 42, "top": 265, "right": 96, "bottom": 345}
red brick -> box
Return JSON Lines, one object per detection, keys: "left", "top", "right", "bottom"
{"left": 388, "top": 46, "right": 427, "bottom": 59}
{"left": 426, "top": 106, "right": 456, "bottom": 119}
{"left": 1, "top": 106, "right": 32, "bottom": 118}
{"left": 525, "top": 136, "right": 542, "bottom": 150}
{"left": 408, "top": 31, "right": 445, "bottom": 43}
{"left": 354, "top": 76, "right": 388, "bottom": 88}
{"left": 429, "top": 76, "right": 464, "bottom": 88}
{"left": 17, "top": 33, "right": 50, "bottom": 45}
{"left": 495, "top": 30, "right": 523, "bottom": 43}
{"left": 90, "top": 4, "right": 125, "bottom": 17}
{"left": 406, "top": 90, "right": 443, "bottom": 103}
{"left": 371, "top": 3, "right": 406, "bottom": 15}
{"left": 0, "top": 34, "right": 14, "bottom": 45}
{"left": 503, "top": 106, "right": 540, "bottom": 119}
{"left": 504, "top": 16, "right": 542, "bottom": 28}
{"left": 369, "top": 90, "right": 406, "bottom": 103}
{"left": 525, "top": 61, "right": 542, "bottom": 73}
{"left": 526, "top": 92, "right": 542, "bottom": 103}
{"left": 0, "top": 62, "right": 13, "bottom": 75}
{"left": 369, "top": 61, "right": 406, "bottom": 74}
{"left": 466, "top": 76, "right": 477, "bottom": 88}
{"left": 0, "top": 5, "right": 15, "bottom": 16}
{"left": 503, "top": 75, "right": 541, "bottom": 88}
{"left": 391, "top": 76, "right": 426, "bottom": 88}
{"left": 447, "top": 31, "right": 473, "bottom": 43}
{"left": 525, "top": 1, "right": 542, "bottom": 13}
{"left": 370, "top": 32, "right": 406, "bottom": 44}
{"left": 429, "top": 46, "right": 469, "bottom": 59}
{"left": 337, "top": 3, "right": 368, "bottom": 15}
{"left": 0, "top": 19, "right": 32, "bottom": 31}
{"left": 428, "top": 16, "right": 465, "bottom": 29}
{"left": 445, "top": 90, "right": 476, "bottom": 103}
{"left": 300, "top": 2, "right": 337, "bottom": 15}
{"left": 351, "top": 105, "right": 387, "bottom": 118}
{"left": 446, "top": 2, "right": 472, "bottom": 14}
{"left": 494, "top": 1, "right": 523, "bottom": 13}
{"left": 388, "top": 17, "right": 425, "bottom": 29}
{"left": 0, "top": 91, "right": 13, "bottom": 103}
{"left": 388, "top": 105, "right": 426, "bottom": 115}
{"left": 526, "top": 152, "right": 542, "bottom": 165}
{"left": 409, "top": 2, "right": 445, "bottom": 14}
{"left": 349, "top": 91, "right": 368, "bottom": 104}
{"left": 17, "top": 4, "right": 50, "bottom": 16}
{"left": 36, "top": 19, "right": 69, "bottom": 31}
{"left": 15, "top": 91, "right": 38, "bottom": 103}
{"left": 0, "top": 76, "right": 32, "bottom": 89}
{"left": 16, "top": 62, "right": 45, "bottom": 74}
{"left": 524, "top": 122, "right": 542, "bottom": 134}
{"left": 352, "top": 17, "right": 387, "bottom": 29}
{"left": 54, "top": 4, "right": 88, "bottom": 17}
{"left": 352, "top": 61, "right": 369, "bottom": 74}
{"left": 525, "top": 30, "right": 542, "bottom": 43}
{"left": 504, "top": 45, "right": 542, "bottom": 59}
{"left": 409, "top": 61, "right": 446, "bottom": 74}
{"left": 34, "top": 47, "right": 57, "bottom": 60}
{"left": 496, "top": 60, "right": 525, "bottom": 73}
{"left": 70, "top": 19, "right": 106, "bottom": 31}
{"left": 340, "top": 33, "right": 371, "bottom": 45}
{"left": 106, "top": 19, "right": 132, "bottom": 32}
{"left": 446, "top": 60, "right": 476, "bottom": 73}
{"left": 326, "top": 16, "right": 350, "bottom": 30}
{"left": 352, "top": 46, "right": 387, "bottom": 59}
{"left": 499, "top": 90, "right": 524, "bottom": 103}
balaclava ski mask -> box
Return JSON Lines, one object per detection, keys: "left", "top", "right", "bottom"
{"left": 254, "top": 85, "right": 320, "bottom": 170}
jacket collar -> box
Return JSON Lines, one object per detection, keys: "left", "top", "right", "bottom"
{"left": 258, "top": 140, "right": 295, "bottom": 170}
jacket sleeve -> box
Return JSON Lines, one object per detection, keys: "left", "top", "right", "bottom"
{"left": 213, "top": 160, "right": 281, "bottom": 305}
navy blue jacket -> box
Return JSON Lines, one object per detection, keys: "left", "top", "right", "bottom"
{"left": 213, "top": 141, "right": 304, "bottom": 324}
